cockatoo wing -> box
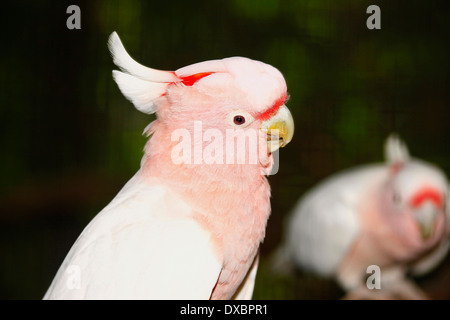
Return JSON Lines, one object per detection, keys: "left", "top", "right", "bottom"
{"left": 286, "top": 191, "right": 359, "bottom": 276}
{"left": 108, "top": 32, "right": 178, "bottom": 83}
{"left": 232, "top": 254, "right": 259, "bottom": 300}
{"left": 44, "top": 172, "right": 222, "bottom": 299}
{"left": 285, "top": 166, "right": 384, "bottom": 277}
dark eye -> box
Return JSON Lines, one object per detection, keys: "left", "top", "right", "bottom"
{"left": 233, "top": 115, "right": 246, "bottom": 125}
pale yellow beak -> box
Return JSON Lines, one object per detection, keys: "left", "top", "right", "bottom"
{"left": 261, "top": 104, "right": 294, "bottom": 153}
{"left": 414, "top": 201, "right": 438, "bottom": 240}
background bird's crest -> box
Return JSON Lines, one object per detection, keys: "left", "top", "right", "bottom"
{"left": 385, "top": 133, "right": 410, "bottom": 173}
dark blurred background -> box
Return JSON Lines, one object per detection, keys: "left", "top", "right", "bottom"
{"left": 0, "top": 0, "right": 449, "bottom": 299}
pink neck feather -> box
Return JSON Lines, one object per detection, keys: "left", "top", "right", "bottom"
{"left": 140, "top": 120, "right": 273, "bottom": 299}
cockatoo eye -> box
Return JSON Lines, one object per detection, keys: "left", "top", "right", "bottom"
{"left": 233, "top": 115, "right": 246, "bottom": 125}
{"left": 227, "top": 110, "right": 254, "bottom": 128}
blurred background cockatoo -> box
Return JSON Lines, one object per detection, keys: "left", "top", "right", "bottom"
{"left": 43, "top": 32, "right": 294, "bottom": 299}
{"left": 275, "top": 134, "right": 449, "bottom": 299}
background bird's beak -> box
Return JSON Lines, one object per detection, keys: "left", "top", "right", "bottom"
{"left": 261, "top": 104, "right": 294, "bottom": 153}
{"left": 414, "top": 200, "right": 439, "bottom": 240}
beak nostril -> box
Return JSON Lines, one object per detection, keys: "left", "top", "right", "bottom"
{"left": 266, "top": 134, "right": 285, "bottom": 142}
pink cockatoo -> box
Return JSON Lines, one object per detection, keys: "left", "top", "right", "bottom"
{"left": 276, "top": 134, "right": 449, "bottom": 299}
{"left": 44, "top": 32, "right": 294, "bottom": 299}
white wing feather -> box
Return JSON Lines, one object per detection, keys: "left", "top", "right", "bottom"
{"left": 285, "top": 166, "right": 384, "bottom": 276}
{"left": 409, "top": 238, "right": 450, "bottom": 276}
{"left": 286, "top": 193, "right": 358, "bottom": 276}
{"left": 44, "top": 172, "right": 222, "bottom": 299}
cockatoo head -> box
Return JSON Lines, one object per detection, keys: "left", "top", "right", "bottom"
{"left": 382, "top": 134, "right": 449, "bottom": 247}
{"left": 108, "top": 32, "right": 294, "bottom": 173}
{"left": 169, "top": 57, "right": 293, "bottom": 154}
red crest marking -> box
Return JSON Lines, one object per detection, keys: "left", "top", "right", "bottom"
{"left": 179, "top": 72, "right": 213, "bottom": 86}
{"left": 410, "top": 188, "right": 442, "bottom": 208}
{"left": 256, "top": 93, "right": 288, "bottom": 121}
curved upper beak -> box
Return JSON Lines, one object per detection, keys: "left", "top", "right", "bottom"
{"left": 414, "top": 200, "right": 439, "bottom": 240}
{"left": 260, "top": 104, "right": 294, "bottom": 153}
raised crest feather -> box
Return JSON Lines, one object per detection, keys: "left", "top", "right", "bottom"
{"left": 109, "top": 32, "right": 178, "bottom": 114}
{"left": 112, "top": 70, "right": 170, "bottom": 114}
{"left": 108, "top": 32, "right": 178, "bottom": 83}
{"left": 385, "top": 133, "right": 410, "bottom": 165}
